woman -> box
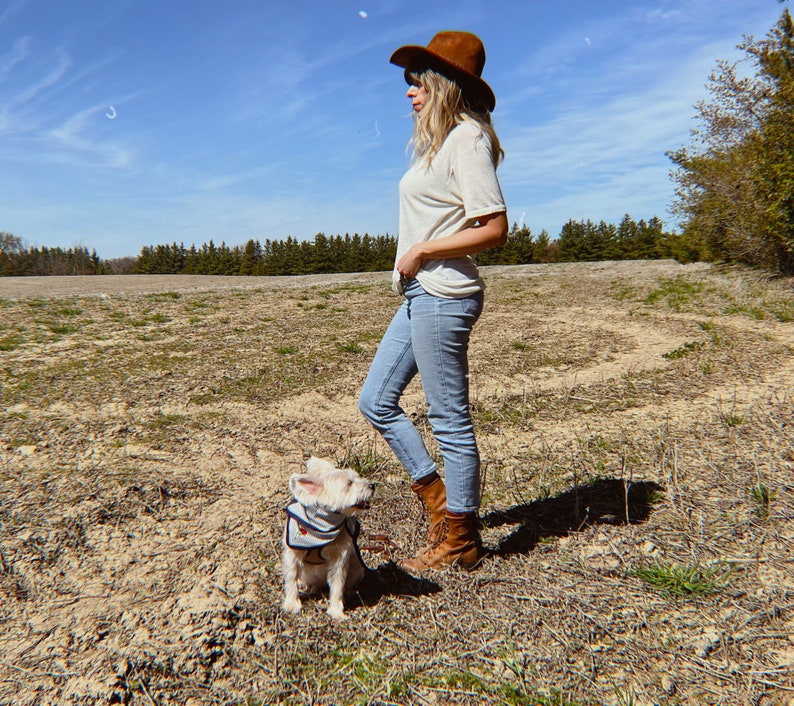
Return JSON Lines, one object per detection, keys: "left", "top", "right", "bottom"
{"left": 359, "top": 31, "right": 507, "bottom": 571}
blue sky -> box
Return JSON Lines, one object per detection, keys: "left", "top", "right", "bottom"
{"left": 0, "top": 0, "right": 787, "bottom": 259}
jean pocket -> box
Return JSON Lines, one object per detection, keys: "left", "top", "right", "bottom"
{"left": 460, "top": 292, "right": 484, "bottom": 319}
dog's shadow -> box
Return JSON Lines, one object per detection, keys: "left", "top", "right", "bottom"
{"left": 482, "top": 477, "right": 663, "bottom": 555}
{"left": 348, "top": 561, "right": 442, "bottom": 610}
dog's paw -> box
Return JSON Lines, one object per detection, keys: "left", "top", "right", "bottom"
{"left": 326, "top": 607, "right": 349, "bottom": 621}
{"left": 282, "top": 598, "right": 303, "bottom": 614}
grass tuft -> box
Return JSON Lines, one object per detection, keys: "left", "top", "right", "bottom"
{"left": 340, "top": 442, "right": 390, "bottom": 476}
{"left": 630, "top": 562, "right": 729, "bottom": 597}
{"left": 748, "top": 483, "right": 777, "bottom": 519}
{"left": 644, "top": 276, "right": 704, "bottom": 310}
{"left": 0, "top": 333, "right": 23, "bottom": 351}
{"left": 662, "top": 341, "right": 703, "bottom": 360}
{"left": 338, "top": 341, "right": 363, "bottom": 354}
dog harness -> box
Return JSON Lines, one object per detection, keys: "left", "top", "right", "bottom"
{"left": 284, "top": 501, "right": 361, "bottom": 564}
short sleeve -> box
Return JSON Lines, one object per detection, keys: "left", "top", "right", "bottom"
{"left": 450, "top": 127, "right": 506, "bottom": 220}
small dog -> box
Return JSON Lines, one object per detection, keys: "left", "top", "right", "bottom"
{"left": 281, "top": 456, "right": 375, "bottom": 620}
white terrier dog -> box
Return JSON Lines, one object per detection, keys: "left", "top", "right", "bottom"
{"left": 282, "top": 456, "right": 375, "bottom": 620}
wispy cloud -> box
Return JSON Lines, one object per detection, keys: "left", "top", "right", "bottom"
{"left": 0, "top": 34, "right": 140, "bottom": 169}
{"left": 644, "top": 7, "right": 682, "bottom": 23}
{"left": 498, "top": 31, "right": 744, "bottom": 231}
{"left": 7, "top": 49, "right": 71, "bottom": 112}
{"left": 0, "top": 35, "right": 30, "bottom": 81}
{"left": 0, "top": 0, "right": 27, "bottom": 28}
{"left": 45, "top": 102, "right": 136, "bottom": 168}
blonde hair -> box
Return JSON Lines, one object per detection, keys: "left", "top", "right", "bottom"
{"left": 408, "top": 69, "right": 504, "bottom": 167}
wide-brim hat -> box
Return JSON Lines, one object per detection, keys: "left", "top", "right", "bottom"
{"left": 390, "top": 30, "right": 496, "bottom": 112}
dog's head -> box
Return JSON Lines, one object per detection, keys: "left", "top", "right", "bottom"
{"left": 288, "top": 456, "right": 376, "bottom": 516}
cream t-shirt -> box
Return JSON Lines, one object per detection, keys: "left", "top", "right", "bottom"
{"left": 393, "top": 120, "right": 506, "bottom": 298}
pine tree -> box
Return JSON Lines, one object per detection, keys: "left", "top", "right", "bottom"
{"left": 239, "top": 239, "right": 262, "bottom": 275}
{"left": 533, "top": 230, "right": 553, "bottom": 262}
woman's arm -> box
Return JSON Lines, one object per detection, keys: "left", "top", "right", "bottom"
{"left": 396, "top": 211, "right": 508, "bottom": 279}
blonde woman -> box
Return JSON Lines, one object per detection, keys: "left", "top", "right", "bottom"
{"left": 359, "top": 31, "right": 507, "bottom": 571}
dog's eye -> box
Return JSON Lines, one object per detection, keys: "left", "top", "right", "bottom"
{"left": 347, "top": 479, "right": 353, "bottom": 486}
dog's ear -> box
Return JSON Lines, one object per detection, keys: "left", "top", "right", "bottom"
{"left": 289, "top": 473, "right": 325, "bottom": 498}
{"left": 306, "top": 456, "right": 336, "bottom": 476}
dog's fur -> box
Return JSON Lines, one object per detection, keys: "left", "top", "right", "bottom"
{"left": 281, "top": 456, "right": 375, "bottom": 620}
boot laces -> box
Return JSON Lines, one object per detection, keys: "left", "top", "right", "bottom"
{"left": 418, "top": 519, "right": 448, "bottom": 561}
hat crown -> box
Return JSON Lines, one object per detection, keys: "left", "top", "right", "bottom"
{"left": 425, "top": 31, "right": 485, "bottom": 77}
{"left": 389, "top": 30, "right": 495, "bottom": 111}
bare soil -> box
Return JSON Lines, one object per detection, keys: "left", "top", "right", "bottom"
{"left": 1, "top": 260, "right": 792, "bottom": 705}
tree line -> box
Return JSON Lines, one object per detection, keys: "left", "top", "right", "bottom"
{"left": 0, "top": 233, "right": 103, "bottom": 276}
{"left": 0, "top": 215, "right": 675, "bottom": 277}
{"left": 133, "top": 233, "right": 397, "bottom": 276}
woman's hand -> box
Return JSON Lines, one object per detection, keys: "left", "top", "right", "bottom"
{"left": 396, "top": 244, "right": 426, "bottom": 279}
{"left": 396, "top": 212, "right": 508, "bottom": 279}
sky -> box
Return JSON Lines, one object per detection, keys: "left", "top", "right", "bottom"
{"left": 0, "top": 0, "right": 788, "bottom": 259}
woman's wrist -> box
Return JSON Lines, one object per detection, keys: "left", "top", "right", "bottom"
{"left": 415, "top": 242, "right": 432, "bottom": 260}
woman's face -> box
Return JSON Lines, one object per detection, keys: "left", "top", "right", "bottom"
{"left": 406, "top": 81, "right": 428, "bottom": 112}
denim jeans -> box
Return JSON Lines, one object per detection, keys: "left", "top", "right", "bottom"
{"left": 359, "top": 279, "right": 484, "bottom": 513}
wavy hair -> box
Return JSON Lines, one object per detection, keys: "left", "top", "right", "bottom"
{"left": 407, "top": 69, "right": 504, "bottom": 167}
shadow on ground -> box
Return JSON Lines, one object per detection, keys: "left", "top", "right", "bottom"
{"left": 343, "top": 478, "right": 661, "bottom": 608}
{"left": 482, "top": 477, "right": 664, "bottom": 556}
{"left": 349, "top": 562, "right": 442, "bottom": 610}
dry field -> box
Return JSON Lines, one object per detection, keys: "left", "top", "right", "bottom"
{"left": 1, "top": 260, "right": 792, "bottom": 706}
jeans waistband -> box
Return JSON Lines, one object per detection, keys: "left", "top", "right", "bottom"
{"left": 401, "top": 276, "right": 422, "bottom": 295}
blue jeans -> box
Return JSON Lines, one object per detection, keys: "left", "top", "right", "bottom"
{"left": 359, "top": 279, "right": 483, "bottom": 513}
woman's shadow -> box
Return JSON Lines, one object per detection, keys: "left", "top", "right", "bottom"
{"left": 481, "top": 477, "right": 663, "bottom": 555}
{"left": 347, "top": 477, "right": 662, "bottom": 610}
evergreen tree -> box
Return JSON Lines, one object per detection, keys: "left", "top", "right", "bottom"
{"left": 617, "top": 214, "right": 662, "bottom": 259}
{"left": 310, "top": 233, "right": 331, "bottom": 273}
{"left": 558, "top": 219, "right": 589, "bottom": 261}
{"left": 592, "top": 221, "right": 619, "bottom": 260}
{"left": 239, "top": 239, "right": 262, "bottom": 275}
{"left": 533, "top": 230, "right": 553, "bottom": 262}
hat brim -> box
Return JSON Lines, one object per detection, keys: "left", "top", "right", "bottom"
{"left": 390, "top": 45, "right": 496, "bottom": 112}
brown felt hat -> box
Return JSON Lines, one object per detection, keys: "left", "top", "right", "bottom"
{"left": 390, "top": 31, "right": 496, "bottom": 112}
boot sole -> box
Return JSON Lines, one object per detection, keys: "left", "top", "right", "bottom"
{"left": 400, "top": 551, "right": 485, "bottom": 573}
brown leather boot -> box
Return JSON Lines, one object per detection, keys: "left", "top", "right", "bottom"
{"left": 411, "top": 474, "right": 447, "bottom": 547}
{"left": 401, "top": 511, "right": 483, "bottom": 572}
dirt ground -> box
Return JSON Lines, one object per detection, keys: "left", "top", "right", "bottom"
{"left": 1, "top": 260, "right": 792, "bottom": 705}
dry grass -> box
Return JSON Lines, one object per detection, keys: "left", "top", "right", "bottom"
{"left": 0, "top": 260, "right": 792, "bottom": 705}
